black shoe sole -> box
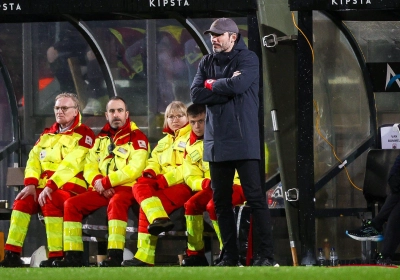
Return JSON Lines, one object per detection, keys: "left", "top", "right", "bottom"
{"left": 147, "top": 221, "right": 174, "bottom": 236}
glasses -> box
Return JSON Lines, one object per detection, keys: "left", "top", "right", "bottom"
{"left": 54, "top": 106, "right": 77, "bottom": 113}
{"left": 167, "top": 114, "right": 185, "bottom": 121}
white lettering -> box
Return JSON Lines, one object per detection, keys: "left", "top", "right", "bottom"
{"left": 1, "top": 3, "right": 22, "bottom": 10}
{"left": 148, "top": 0, "right": 190, "bottom": 7}
{"left": 332, "top": 0, "right": 372, "bottom": 5}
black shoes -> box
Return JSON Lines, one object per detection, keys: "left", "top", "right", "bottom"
{"left": 99, "top": 249, "right": 123, "bottom": 267}
{"left": 215, "top": 258, "right": 239, "bottom": 267}
{"left": 376, "top": 253, "right": 392, "bottom": 266}
{"left": 346, "top": 220, "right": 384, "bottom": 242}
{"left": 181, "top": 255, "right": 209, "bottom": 266}
{"left": 52, "top": 251, "right": 84, "bottom": 267}
{"left": 147, "top": 218, "right": 174, "bottom": 236}
{"left": 0, "top": 250, "right": 24, "bottom": 267}
{"left": 121, "top": 257, "right": 152, "bottom": 267}
{"left": 39, "top": 257, "right": 63, "bottom": 267}
{"left": 253, "top": 257, "right": 279, "bottom": 267}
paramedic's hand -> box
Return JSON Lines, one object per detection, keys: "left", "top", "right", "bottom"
{"left": 94, "top": 179, "right": 105, "bottom": 194}
{"left": 201, "top": 179, "right": 212, "bottom": 191}
{"left": 38, "top": 187, "right": 53, "bottom": 207}
{"left": 103, "top": 188, "right": 115, "bottom": 199}
{"left": 16, "top": 185, "right": 37, "bottom": 201}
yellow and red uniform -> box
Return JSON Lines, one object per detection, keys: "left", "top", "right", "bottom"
{"left": 62, "top": 119, "right": 149, "bottom": 252}
{"left": 183, "top": 130, "right": 244, "bottom": 256}
{"left": 5, "top": 113, "right": 94, "bottom": 258}
{"left": 132, "top": 124, "right": 192, "bottom": 265}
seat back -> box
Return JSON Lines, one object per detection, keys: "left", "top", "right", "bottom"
{"left": 6, "top": 167, "right": 25, "bottom": 188}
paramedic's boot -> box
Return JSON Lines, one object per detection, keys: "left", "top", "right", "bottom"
{"left": 122, "top": 257, "right": 153, "bottom": 267}
{"left": 147, "top": 218, "right": 174, "bottom": 236}
{"left": 181, "top": 255, "right": 209, "bottom": 266}
{"left": 39, "top": 257, "right": 63, "bottom": 267}
{"left": 0, "top": 250, "right": 24, "bottom": 267}
{"left": 99, "top": 249, "right": 123, "bottom": 267}
{"left": 52, "top": 251, "right": 84, "bottom": 267}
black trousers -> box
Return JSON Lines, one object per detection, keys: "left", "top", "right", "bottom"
{"left": 210, "top": 160, "right": 274, "bottom": 261}
{"left": 373, "top": 193, "right": 400, "bottom": 258}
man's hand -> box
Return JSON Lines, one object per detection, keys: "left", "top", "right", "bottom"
{"left": 38, "top": 187, "right": 53, "bottom": 207}
{"left": 232, "top": 71, "right": 241, "bottom": 77}
{"left": 103, "top": 188, "right": 115, "bottom": 199}
{"left": 16, "top": 185, "right": 37, "bottom": 201}
{"left": 204, "top": 79, "right": 216, "bottom": 91}
{"left": 94, "top": 179, "right": 105, "bottom": 194}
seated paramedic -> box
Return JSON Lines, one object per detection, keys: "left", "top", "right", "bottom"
{"left": 122, "top": 101, "right": 193, "bottom": 266}
{"left": 181, "top": 103, "right": 245, "bottom": 266}
{"left": 53, "top": 96, "right": 150, "bottom": 267}
{"left": 0, "top": 93, "right": 95, "bottom": 267}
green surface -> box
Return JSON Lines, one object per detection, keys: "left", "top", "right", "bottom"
{"left": 0, "top": 266, "right": 399, "bottom": 280}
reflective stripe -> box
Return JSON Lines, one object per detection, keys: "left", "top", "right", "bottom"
{"left": 185, "top": 215, "right": 204, "bottom": 251}
{"left": 107, "top": 220, "right": 127, "bottom": 250}
{"left": 134, "top": 233, "right": 158, "bottom": 265}
{"left": 212, "top": 220, "right": 223, "bottom": 250}
{"left": 6, "top": 210, "right": 31, "bottom": 248}
{"left": 63, "top": 221, "right": 83, "bottom": 251}
{"left": 44, "top": 216, "right": 63, "bottom": 252}
{"left": 141, "top": 197, "right": 168, "bottom": 223}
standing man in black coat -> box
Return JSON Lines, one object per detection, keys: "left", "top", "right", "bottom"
{"left": 190, "top": 18, "right": 275, "bottom": 266}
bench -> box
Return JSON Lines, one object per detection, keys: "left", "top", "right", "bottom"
{"left": 4, "top": 167, "right": 218, "bottom": 265}
{"left": 81, "top": 204, "right": 218, "bottom": 265}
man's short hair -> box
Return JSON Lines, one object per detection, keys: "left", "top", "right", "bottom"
{"left": 187, "top": 103, "right": 206, "bottom": 117}
{"left": 55, "top": 93, "right": 79, "bottom": 110}
{"left": 106, "top": 96, "right": 127, "bottom": 111}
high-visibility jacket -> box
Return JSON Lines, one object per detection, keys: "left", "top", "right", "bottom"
{"left": 144, "top": 124, "right": 191, "bottom": 187}
{"left": 24, "top": 113, "right": 95, "bottom": 194}
{"left": 84, "top": 119, "right": 150, "bottom": 189}
{"left": 184, "top": 130, "right": 240, "bottom": 192}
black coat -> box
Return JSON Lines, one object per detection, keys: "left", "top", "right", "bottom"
{"left": 190, "top": 34, "right": 260, "bottom": 162}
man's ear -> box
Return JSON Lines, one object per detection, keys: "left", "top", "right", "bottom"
{"left": 231, "top": 33, "right": 237, "bottom": 43}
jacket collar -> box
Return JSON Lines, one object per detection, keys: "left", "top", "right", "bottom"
{"left": 189, "top": 130, "right": 203, "bottom": 145}
{"left": 48, "top": 112, "right": 82, "bottom": 134}
{"left": 163, "top": 122, "right": 190, "bottom": 138}
{"left": 98, "top": 117, "right": 132, "bottom": 139}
